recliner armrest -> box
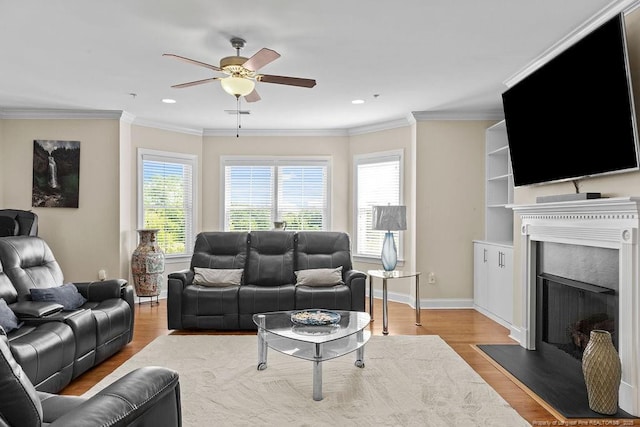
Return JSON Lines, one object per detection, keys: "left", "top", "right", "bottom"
{"left": 48, "top": 366, "right": 181, "bottom": 426}
{"left": 344, "top": 269, "right": 367, "bottom": 285}
{"left": 168, "top": 269, "right": 193, "bottom": 286}
{"left": 9, "top": 301, "right": 64, "bottom": 318}
{"left": 73, "top": 280, "right": 123, "bottom": 301}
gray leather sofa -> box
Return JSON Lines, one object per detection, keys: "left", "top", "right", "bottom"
{"left": 0, "top": 236, "right": 135, "bottom": 393}
{"left": 168, "top": 231, "right": 366, "bottom": 330}
{"left": 0, "top": 328, "right": 181, "bottom": 427}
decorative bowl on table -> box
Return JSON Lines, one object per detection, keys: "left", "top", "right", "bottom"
{"left": 290, "top": 309, "right": 341, "bottom": 326}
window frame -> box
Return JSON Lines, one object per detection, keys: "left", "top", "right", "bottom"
{"left": 353, "top": 149, "right": 404, "bottom": 261}
{"left": 220, "top": 156, "right": 332, "bottom": 231}
{"left": 137, "top": 148, "right": 198, "bottom": 260}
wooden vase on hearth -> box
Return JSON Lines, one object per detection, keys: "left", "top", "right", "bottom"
{"left": 131, "top": 229, "right": 164, "bottom": 299}
{"left": 581, "top": 329, "right": 621, "bottom": 415}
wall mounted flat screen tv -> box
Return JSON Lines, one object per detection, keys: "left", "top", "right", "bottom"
{"left": 502, "top": 13, "right": 639, "bottom": 187}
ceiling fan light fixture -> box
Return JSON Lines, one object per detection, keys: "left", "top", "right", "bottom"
{"left": 220, "top": 76, "right": 255, "bottom": 97}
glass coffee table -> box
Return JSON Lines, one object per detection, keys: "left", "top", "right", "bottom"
{"left": 253, "top": 310, "right": 371, "bottom": 401}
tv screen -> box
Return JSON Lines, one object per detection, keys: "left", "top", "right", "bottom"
{"left": 502, "top": 13, "right": 639, "bottom": 187}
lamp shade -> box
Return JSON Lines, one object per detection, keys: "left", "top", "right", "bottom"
{"left": 372, "top": 205, "right": 407, "bottom": 231}
{"left": 220, "top": 76, "right": 255, "bottom": 97}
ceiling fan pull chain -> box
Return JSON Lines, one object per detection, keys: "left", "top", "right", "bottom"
{"left": 236, "top": 96, "right": 240, "bottom": 138}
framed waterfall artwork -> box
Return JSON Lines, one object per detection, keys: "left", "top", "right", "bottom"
{"left": 32, "top": 140, "right": 80, "bottom": 208}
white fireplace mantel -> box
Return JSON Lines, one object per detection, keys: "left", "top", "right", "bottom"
{"left": 512, "top": 196, "right": 640, "bottom": 416}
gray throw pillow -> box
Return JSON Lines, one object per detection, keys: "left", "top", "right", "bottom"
{"left": 193, "top": 268, "right": 243, "bottom": 287}
{"left": 30, "top": 283, "right": 87, "bottom": 311}
{"left": 295, "top": 266, "right": 344, "bottom": 287}
{"left": 0, "top": 298, "right": 20, "bottom": 333}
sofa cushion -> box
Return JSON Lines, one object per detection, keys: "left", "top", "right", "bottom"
{"left": 0, "top": 298, "right": 21, "bottom": 332}
{"left": 295, "top": 266, "right": 344, "bottom": 287}
{"left": 193, "top": 268, "right": 243, "bottom": 287}
{"left": 30, "top": 284, "right": 87, "bottom": 311}
{"left": 246, "top": 231, "right": 295, "bottom": 286}
{"left": 0, "top": 216, "right": 18, "bottom": 237}
{"left": 0, "top": 328, "right": 43, "bottom": 426}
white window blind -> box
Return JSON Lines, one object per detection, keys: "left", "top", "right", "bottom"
{"left": 224, "top": 165, "right": 274, "bottom": 231}
{"left": 355, "top": 152, "right": 402, "bottom": 257}
{"left": 223, "top": 158, "right": 329, "bottom": 231}
{"left": 138, "top": 150, "right": 196, "bottom": 256}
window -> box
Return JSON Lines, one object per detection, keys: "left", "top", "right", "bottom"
{"left": 222, "top": 157, "right": 330, "bottom": 231}
{"left": 354, "top": 150, "right": 403, "bottom": 258}
{"left": 138, "top": 149, "right": 197, "bottom": 257}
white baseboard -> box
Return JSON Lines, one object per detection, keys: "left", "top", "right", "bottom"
{"left": 472, "top": 304, "right": 512, "bottom": 330}
{"left": 367, "top": 289, "right": 474, "bottom": 310}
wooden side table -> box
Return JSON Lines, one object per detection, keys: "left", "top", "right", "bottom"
{"left": 367, "top": 270, "right": 422, "bottom": 335}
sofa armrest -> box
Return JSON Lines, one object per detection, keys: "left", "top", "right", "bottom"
{"left": 73, "top": 280, "right": 124, "bottom": 301}
{"left": 9, "top": 301, "right": 63, "bottom": 318}
{"left": 344, "top": 269, "right": 367, "bottom": 312}
{"left": 167, "top": 269, "right": 192, "bottom": 330}
{"left": 168, "top": 269, "right": 192, "bottom": 287}
{"left": 48, "top": 366, "right": 181, "bottom": 427}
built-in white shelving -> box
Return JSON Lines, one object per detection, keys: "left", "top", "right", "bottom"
{"left": 473, "top": 120, "right": 514, "bottom": 327}
{"left": 485, "top": 120, "right": 514, "bottom": 244}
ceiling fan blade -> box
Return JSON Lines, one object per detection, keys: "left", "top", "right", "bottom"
{"left": 244, "top": 89, "right": 261, "bottom": 103}
{"left": 163, "top": 53, "right": 221, "bottom": 71}
{"left": 258, "top": 74, "right": 316, "bottom": 88}
{"left": 171, "top": 77, "right": 220, "bottom": 89}
{"left": 242, "top": 48, "right": 280, "bottom": 72}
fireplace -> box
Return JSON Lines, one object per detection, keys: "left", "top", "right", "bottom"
{"left": 512, "top": 197, "right": 640, "bottom": 416}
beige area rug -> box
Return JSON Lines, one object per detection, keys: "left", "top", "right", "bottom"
{"left": 86, "top": 335, "right": 529, "bottom": 427}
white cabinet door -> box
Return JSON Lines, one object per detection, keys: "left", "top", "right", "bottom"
{"left": 488, "top": 246, "right": 513, "bottom": 323}
{"left": 473, "top": 242, "right": 489, "bottom": 310}
{"left": 473, "top": 242, "right": 513, "bottom": 325}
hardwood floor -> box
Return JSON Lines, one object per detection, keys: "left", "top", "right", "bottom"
{"left": 59, "top": 299, "right": 634, "bottom": 425}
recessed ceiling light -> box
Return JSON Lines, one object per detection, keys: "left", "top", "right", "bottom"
{"left": 162, "top": 98, "right": 176, "bottom": 104}
{"left": 352, "top": 99, "right": 365, "bottom": 105}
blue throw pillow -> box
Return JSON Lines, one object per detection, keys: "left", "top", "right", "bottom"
{"left": 30, "top": 283, "right": 87, "bottom": 311}
{"left": 0, "top": 298, "right": 21, "bottom": 333}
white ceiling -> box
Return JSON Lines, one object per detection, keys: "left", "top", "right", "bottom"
{"left": 0, "top": 0, "right": 632, "bottom": 133}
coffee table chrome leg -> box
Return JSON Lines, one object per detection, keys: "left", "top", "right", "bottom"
{"left": 369, "top": 275, "right": 374, "bottom": 321}
{"left": 415, "top": 274, "right": 421, "bottom": 326}
{"left": 382, "top": 278, "right": 389, "bottom": 335}
{"left": 355, "top": 346, "right": 365, "bottom": 368}
{"left": 313, "top": 343, "right": 323, "bottom": 401}
{"left": 256, "top": 315, "right": 268, "bottom": 370}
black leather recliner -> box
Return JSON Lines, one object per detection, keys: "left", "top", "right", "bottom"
{"left": 0, "top": 236, "right": 135, "bottom": 392}
{"left": 0, "top": 209, "right": 38, "bottom": 236}
{"left": 0, "top": 327, "right": 182, "bottom": 427}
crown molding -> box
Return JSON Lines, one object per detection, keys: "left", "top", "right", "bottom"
{"left": 132, "top": 118, "right": 203, "bottom": 136}
{"left": 203, "top": 128, "right": 349, "bottom": 137}
{"left": 0, "top": 107, "right": 503, "bottom": 136}
{"left": 347, "top": 116, "right": 414, "bottom": 136}
{"left": 412, "top": 110, "right": 504, "bottom": 121}
{"left": 0, "top": 108, "right": 126, "bottom": 120}
{"left": 505, "top": 0, "right": 640, "bottom": 88}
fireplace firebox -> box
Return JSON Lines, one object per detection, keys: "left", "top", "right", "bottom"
{"left": 537, "top": 273, "right": 618, "bottom": 360}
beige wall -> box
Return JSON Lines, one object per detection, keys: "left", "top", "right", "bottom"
{"left": 0, "top": 119, "right": 121, "bottom": 282}
{"left": 0, "top": 119, "right": 4, "bottom": 207}
{"left": 129, "top": 125, "right": 204, "bottom": 283}
{"left": 415, "top": 120, "right": 492, "bottom": 302}
{"left": 201, "top": 134, "right": 350, "bottom": 231}
{"left": 0, "top": 117, "right": 490, "bottom": 305}
{"left": 349, "top": 126, "right": 417, "bottom": 298}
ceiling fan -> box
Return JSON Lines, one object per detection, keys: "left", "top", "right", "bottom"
{"left": 163, "top": 37, "right": 316, "bottom": 103}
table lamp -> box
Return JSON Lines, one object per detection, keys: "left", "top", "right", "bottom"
{"left": 372, "top": 205, "right": 407, "bottom": 271}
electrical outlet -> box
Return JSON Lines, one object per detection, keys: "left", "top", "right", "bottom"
{"left": 428, "top": 272, "right": 436, "bottom": 284}
{"left": 98, "top": 269, "right": 107, "bottom": 281}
